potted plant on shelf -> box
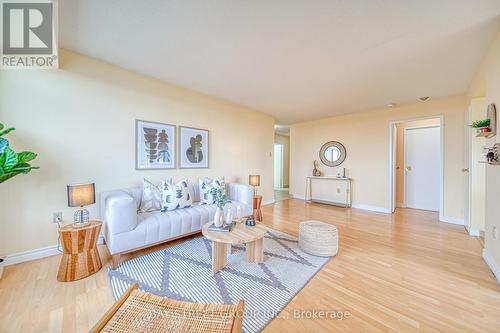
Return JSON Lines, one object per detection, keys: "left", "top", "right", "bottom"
{"left": 0, "top": 122, "right": 39, "bottom": 183}
{"left": 472, "top": 119, "right": 491, "bottom": 134}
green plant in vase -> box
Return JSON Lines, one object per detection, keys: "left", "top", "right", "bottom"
{"left": 210, "top": 187, "right": 228, "bottom": 227}
{"left": 0, "top": 122, "right": 39, "bottom": 183}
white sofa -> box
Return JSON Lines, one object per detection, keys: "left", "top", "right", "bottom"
{"left": 100, "top": 182, "right": 254, "bottom": 268}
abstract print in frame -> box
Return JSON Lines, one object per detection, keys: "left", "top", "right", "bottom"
{"left": 136, "top": 120, "right": 176, "bottom": 170}
{"left": 179, "top": 126, "right": 209, "bottom": 168}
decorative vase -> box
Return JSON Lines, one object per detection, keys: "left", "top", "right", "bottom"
{"left": 481, "top": 127, "right": 491, "bottom": 133}
{"left": 214, "top": 207, "right": 223, "bottom": 227}
{"left": 236, "top": 205, "right": 242, "bottom": 221}
{"left": 225, "top": 208, "right": 233, "bottom": 225}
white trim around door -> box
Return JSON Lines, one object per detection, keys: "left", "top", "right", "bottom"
{"left": 388, "top": 115, "right": 446, "bottom": 222}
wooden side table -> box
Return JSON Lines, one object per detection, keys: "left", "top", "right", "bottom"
{"left": 253, "top": 195, "right": 263, "bottom": 221}
{"left": 57, "top": 221, "right": 102, "bottom": 282}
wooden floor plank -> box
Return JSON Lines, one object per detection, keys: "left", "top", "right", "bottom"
{"left": 0, "top": 200, "right": 499, "bottom": 332}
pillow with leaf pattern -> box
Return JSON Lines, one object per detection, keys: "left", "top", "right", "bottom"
{"left": 199, "top": 177, "right": 225, "bottom": 205}
{"left": 139, "top": 178, "right": 163, "bottom": 213}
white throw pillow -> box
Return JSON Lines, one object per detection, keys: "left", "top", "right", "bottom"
{"left": 161, "top": 178, "right": 193, "bottom": 212}
{"left": 139, "top": 179, "right": 163, "bottom": 213}
{"left": 199, "top": 177, "right": 225, "bottom": 205}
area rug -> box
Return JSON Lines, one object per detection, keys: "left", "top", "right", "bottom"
{"left": 108, "top": 229, "right": 330, "bottom": 333}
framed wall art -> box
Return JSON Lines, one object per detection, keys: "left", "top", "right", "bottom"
{"left": 179, "top": 126, "right": 209, "bottom": 168}
{"left": 136, "top": 120, "right": 176, "bottom": 170}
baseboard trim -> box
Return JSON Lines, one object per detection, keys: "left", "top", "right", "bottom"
{"left": 5, "top": 235, "right": 104, "bottom": 266}
{"left": 290, "top": 194, "right": 390, "bottom": 214}
{"left": 483, "top": 248, "right": 500, "bottom": 283}
{"left": 439, "top": 216, "right": 464, "bottom": 226}
{"left": 351, "top": 204, "right": 391, "bottom": 214}
{"left": 262, "top": 199, "right": 275, "bottom": 206}
{"left": 468, "top": 228, "right": 481, "bottom": 237}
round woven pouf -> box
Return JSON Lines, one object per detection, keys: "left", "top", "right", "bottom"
{"left": 298, "top": 220, "right": 338, "bottom": 257}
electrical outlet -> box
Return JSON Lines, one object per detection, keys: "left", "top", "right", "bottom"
{"left": 53, "top": 212, "right": 62, "bottom": 223}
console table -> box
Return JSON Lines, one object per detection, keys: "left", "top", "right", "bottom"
{"left": 305, "top": 176, "right": 352, "bottom": 208}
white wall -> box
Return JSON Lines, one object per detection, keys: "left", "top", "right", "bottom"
{"left": 469, "top": 98, "right": 487, "bottom": 232}
{"left": 468, "top": 30, "right": 500, "bottom": 279}
{"left": 0, "top": 50, "right": 275, "bottom": 256}
{"left": 290, "top": 95, "right": 467, "bottom": 219}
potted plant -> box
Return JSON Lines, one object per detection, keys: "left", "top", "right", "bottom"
{"left": 0, "top": 122, "right": 39, "bottom": 183}
{"left": 0, "top": 122, "right": 39, "bottom": 279}
{"left": 210, "top": 187, "right": 228, "bottom": 227}
{"left": 472, "top": 119, "right": 491, "bottom": 134}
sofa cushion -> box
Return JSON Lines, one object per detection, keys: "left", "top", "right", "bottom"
{"left": 199, "top": 177, "right": 225, "bottom": 205}
{"left": 139, "top": 179, "right": 163, "bottom": 213}
{"left": 161, "top": 178, "right": 193, "bottom": 211}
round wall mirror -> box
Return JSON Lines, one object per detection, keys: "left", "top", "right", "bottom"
{"left": 319, "top": 141, "right": 346, "bottom": 167}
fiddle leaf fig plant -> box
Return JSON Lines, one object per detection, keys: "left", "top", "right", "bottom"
{"left": 0, "top": 122, "right": 39, "bottom": 184}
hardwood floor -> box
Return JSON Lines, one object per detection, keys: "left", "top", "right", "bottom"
{"left": 1, "top": 199, "right": 499, "bottom": 332}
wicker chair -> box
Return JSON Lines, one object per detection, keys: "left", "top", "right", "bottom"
{"left": 90, "top": 284, "right": 245, "bottom": 333}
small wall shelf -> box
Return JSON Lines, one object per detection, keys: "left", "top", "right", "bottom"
{"left": 475, "top": 103, "right": 496, "bottom": 138}
{"left": 476, "top": 131, "right": 495, "bottom": 138}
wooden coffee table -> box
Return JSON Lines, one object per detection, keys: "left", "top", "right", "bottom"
{"left": 202, "top": 221, "right": 269, "bottom": 273}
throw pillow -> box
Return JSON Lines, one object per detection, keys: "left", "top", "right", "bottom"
{"left": 139, "top": 178, "right": 163, "bottom": 213}
{"left": 161, "top": 178, "right": 193, "bottom": 212}
{"left": 199, "top": 177, "right": 225, "bottom": 205}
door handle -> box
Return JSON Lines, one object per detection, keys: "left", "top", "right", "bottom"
{"left": 405, "top": 166, "right": 412, "bottom": 172}
{"left": 461, "top": 168, "right": 470, "bottom": 172}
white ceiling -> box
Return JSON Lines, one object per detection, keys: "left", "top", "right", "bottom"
{"left": 60, "top": 1, "right": 500, "bottom": 124}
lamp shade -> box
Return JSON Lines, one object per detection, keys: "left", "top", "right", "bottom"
{"left": 249, "top": 175, "right": 260, "bottom": 187}
{"left": 67, "top": 183, "right": 95, "bottom": 207}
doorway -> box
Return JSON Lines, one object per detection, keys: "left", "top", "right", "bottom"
{"left": 274, "top": 128, "right": 291, "bottom": 202}
{"left": 389, "top": 117, "right": 443, "bottom": 214}
{"left": 405, "top": 126, "right": 440, "bottom": 211}
{"left": 274, "top": 144, "right": 284, "bottom": 188}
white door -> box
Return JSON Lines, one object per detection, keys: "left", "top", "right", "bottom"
{"left": 405, "top": 126, "right": 440, "bottom": 211}
{"left": 274, "top": 144, "right": 283, "bottom": 188}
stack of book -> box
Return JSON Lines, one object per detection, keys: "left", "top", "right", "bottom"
{"left": 207, "top": 221, "right": 235, "bottom": 232}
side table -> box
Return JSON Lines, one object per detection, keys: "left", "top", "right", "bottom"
{"left": 253, "top": 195, "right": 263, "bottom": 221}
{"left": 57, "top": 221, "right": 102, "bottom": 282}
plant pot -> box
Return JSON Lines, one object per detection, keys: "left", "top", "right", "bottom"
{"left": 480, "top": 127, "right": 491, "bottom": 133}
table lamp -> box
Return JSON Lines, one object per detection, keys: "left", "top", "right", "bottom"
{"left": 249, "top": 175, "right": 260, "bottom": 196}
{"left": 67, "top": 183, "right": 95, "bottom": 227}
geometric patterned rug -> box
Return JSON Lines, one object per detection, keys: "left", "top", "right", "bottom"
{"left": 108, "top": 229, "right": 331, "bottom": 333}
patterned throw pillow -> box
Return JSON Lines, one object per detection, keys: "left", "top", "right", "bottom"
{"left": 139, "top": 179, "right": 163, "bottom": 213}
{"left": 161, "top": 178, "right": 193, "bottom": 212}
{"left": 199, "top": 177, "right": 225, "bottom": 205}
